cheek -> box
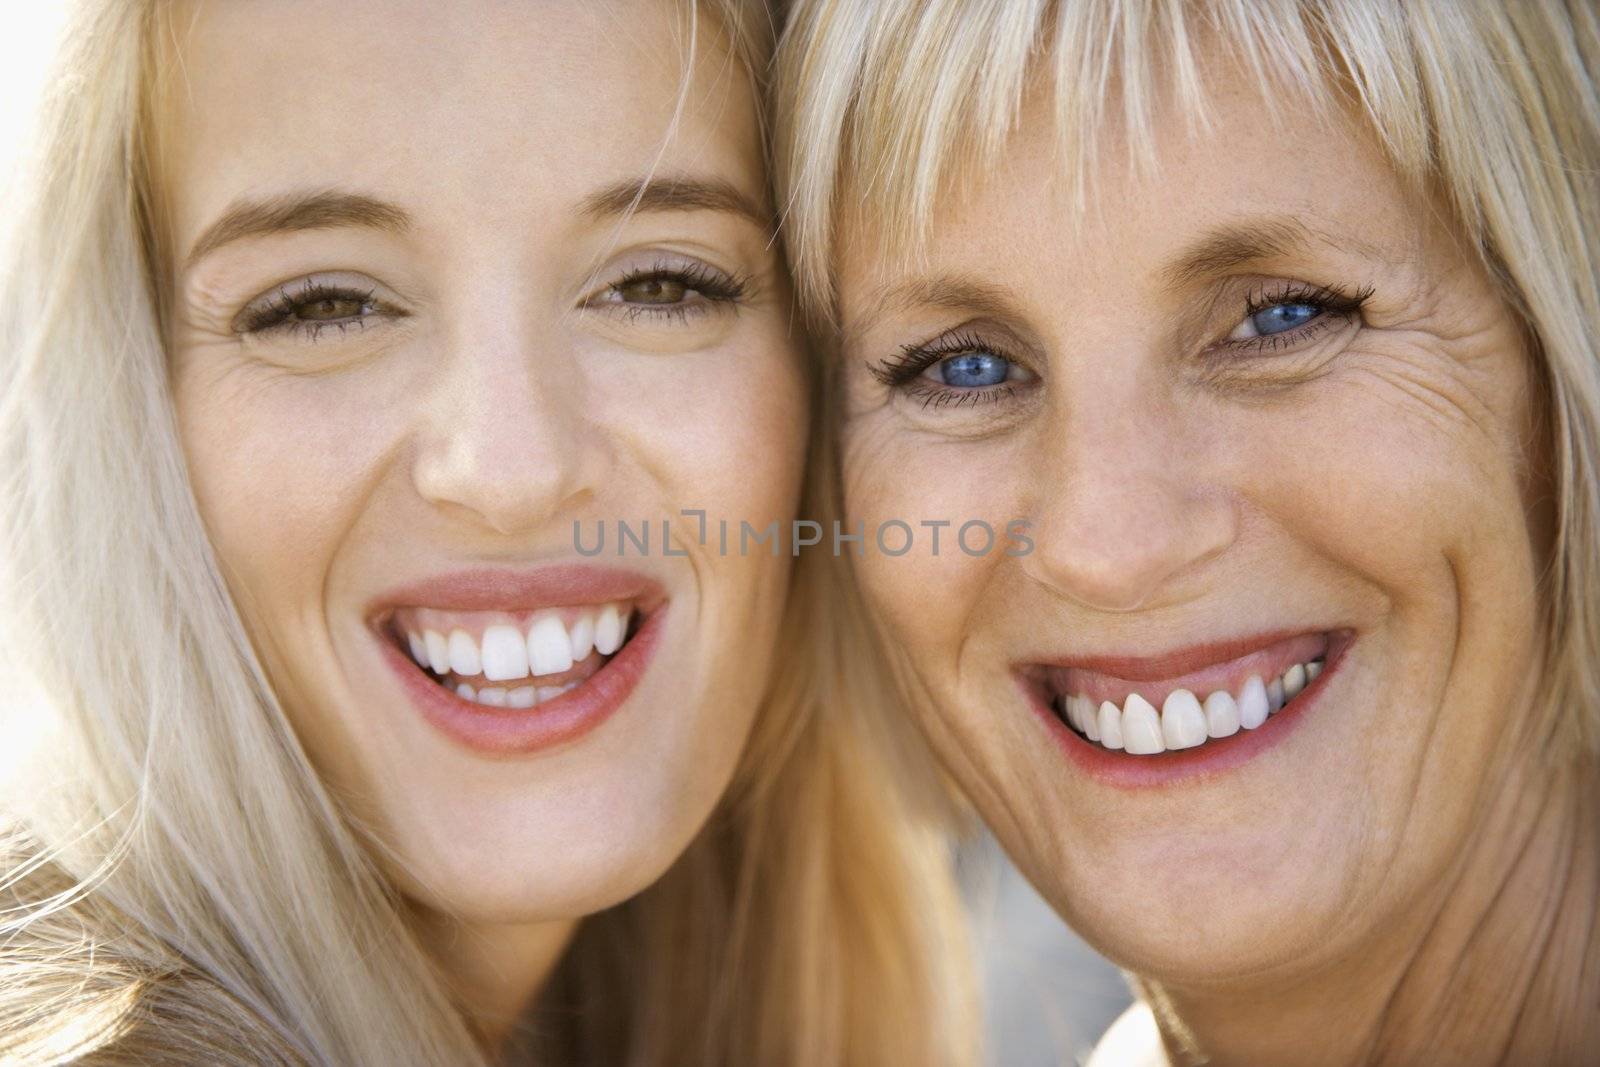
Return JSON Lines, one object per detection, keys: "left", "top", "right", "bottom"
{"left": 840, "top": 417, "right": 1025, "bottom": 670}
{"left": 598, "top": 335, "right": 809, "bottom": 530}
{"left": 1229, "top": 342, "right": 1543, "bottom": 755}
{"left": 173, "top": 358, "right": 400, "bottom": 646}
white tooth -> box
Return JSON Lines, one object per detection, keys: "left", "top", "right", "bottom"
{"left": 1077, "top": 695, "right": 1100, "bottom": 741}
{"left": 1238, "top": 675, "right": 1269, "bottom": 729}
{"left": 569, "top": 611, "right": 597, "bottom": 662}
{"left": 507, "top": 686, "right": 537, "bottom": 708}
{"left": 1097, "top": 700, "right": 1124, "bottom": 750}
{"left": 1161, "top": 689, "right": 1207, "bottom": 750}
{"left": 424, "top": 629, "right": 450, "bottom": 674}
{"left": 476, "top": 687, "right": 507, "bottom": 706}
{"left": 480, "top": 625, "right": 530, "bottom": 682}
{"left": 1306, "top": 659, "right": 1324, "bottom": 681}
{"left": 536, "top": 684, "right": 567, "bottom": 702}
{"left": 593, "top": 603, "right": 626, "bottom": 656}
{"left": 1267, "top": 677, "right": 1286, "bottom": 713}
{"left": 406, "top": 631, "right": 428, "bottom": 665}
{"left": 1121, "top": 693, "right": 1165, "bottom": 755}
{"left": 455, "top": 682, "right": 476, "bottom": 701}
{"left": 560, "top": 680, "right": 579, "bottom": 693}
{"left": 1058, "top": 696, "right": 1081, "bottom": 733}
{"left": 1203, "top": 690, "right": 1241, "bottom": 738}
{"left": 526, "top": 614, "right": 574, "bottom": 677}
{"left": 447, "top": 629, "right": 481, "bottom": 676}
{"left": 1283, "top": 662, "right": 1307, "bottom": 700}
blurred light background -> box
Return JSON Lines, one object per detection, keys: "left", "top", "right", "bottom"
{"left": 0, "top": 4, "right": 68, "bottom": 190}
{"left": 0, "top": 6, "right": 1131, "bottom": 1062}
{"left": 963, "top": 833, "right": 1132, "bottom": 1065}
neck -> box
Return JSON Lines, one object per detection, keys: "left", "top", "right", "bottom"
{"left": 1144, "top": 751, "right": 1600, "bottom": 1066}
{"left": 415, "top": 908, "right": 579, "bottom": 1054}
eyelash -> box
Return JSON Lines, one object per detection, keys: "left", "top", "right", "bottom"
{"left": 1219, "top": 281, "right": 1374, "bottom": 355}
{"left": 235, "top": 279, "right": 393, "bottom": 341}
{"left": 589, "top": 260, "right": 750, "bottom": 323}
{"left": 869, "top": 281, "right": 1374, "bottom": 410}
{"left": 235, "top": 261, "right": 750, "bottom": 342}
{"left": 869, "top": 330, "right": 1026, "bottom": 409}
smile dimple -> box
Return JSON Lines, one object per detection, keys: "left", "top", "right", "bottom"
{"left": 387, "top": 601, "right": 638, "bottom": 709}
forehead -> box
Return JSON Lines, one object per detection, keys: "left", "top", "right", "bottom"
{"left": 155, "top": 0, "right": 762, "bottom": 244}
{"left": 836, "top": 71, "right": 1421, "bottom": 315}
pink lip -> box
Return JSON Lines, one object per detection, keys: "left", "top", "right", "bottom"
{"left": 369, "top": 564, "right": 665, "bottom": 615}
{"left": 369, "top": 565, "right": 666, "bottom": 756}
{"left": 1021, "top": 630, "right": 1333, "bottom": 710}
{"left": 1019, "top": 630, "right": 1356, "bottom": 789}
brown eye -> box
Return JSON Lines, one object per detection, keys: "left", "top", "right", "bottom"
{"left": 297, "top": 296, "right": 367, "bottom": 321}
{"left": 618, "top": 277, "right": 688, "bottom": 305}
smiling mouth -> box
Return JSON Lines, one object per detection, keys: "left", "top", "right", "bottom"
{"left": 384, "top": 600, "right": 642, "bottom": 709}
{"left": 1023, "top": 631, "right": 1346, "bottom": 757}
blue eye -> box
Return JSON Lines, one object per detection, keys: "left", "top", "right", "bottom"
{"left": 934, "top": 351, "right": 1012, "bottom": 388}
{"left": 1235, "top": 302, "right": 1321, "bottom": 339}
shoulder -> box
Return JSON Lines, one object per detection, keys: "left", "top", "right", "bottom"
{"left": 1085, "top": 1002, "right": 1168, "bottom": 1067}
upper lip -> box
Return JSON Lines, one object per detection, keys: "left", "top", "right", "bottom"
{"left": 1017, "top": 629, "right": 1337, "bottom": 684}
{"left": 367, "top": 564, "right": 667, "bottom": 619}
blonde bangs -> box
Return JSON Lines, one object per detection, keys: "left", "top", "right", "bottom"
{"left": 776, "top": 0, "right": 1585, "bottom": 320}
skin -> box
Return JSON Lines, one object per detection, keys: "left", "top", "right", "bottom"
{"left": 834, "top": 67, "right": 1599, "bottom": 1065}
{"left": 161, "top": 0, "right": 806, "bottom": 1046}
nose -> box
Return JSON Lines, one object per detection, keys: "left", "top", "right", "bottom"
{"left": 412, "top": 319, "right": 607, "bottom": 536}
{"left": 1021, "top": 381, "right": 1238, "bottom": 614}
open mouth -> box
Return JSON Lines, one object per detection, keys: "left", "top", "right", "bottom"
{"left": 1021, "top": 630, "right": 1349, "bottom": 757}
{"left": 383, "top": 601, "right": 644, "bottom": 710}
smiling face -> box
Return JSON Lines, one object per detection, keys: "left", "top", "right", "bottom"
{"left": 833, "top": 73, "right": 1547, "bottom": 982}
{"left": 162, "top": 0, "right": 805, "bottom": 929}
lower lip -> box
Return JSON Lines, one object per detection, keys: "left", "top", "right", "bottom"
{"left": 379, "top": 606, "right": 664, "bottom": 756}
{"left": 1028, "top": 637, "right": 1351, "bottom": 789}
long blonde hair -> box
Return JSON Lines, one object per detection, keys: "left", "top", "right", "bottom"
{"left": 0, "top": 1, "right": 976, "bottom": 1063}
{"left": 773, "top": 0, "right": 1600, "bottom": 753}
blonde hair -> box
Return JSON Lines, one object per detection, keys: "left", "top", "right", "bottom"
{"left": 0, "top": 1, "right": 975, "bottom": 1063}
{"left": 774, "top": 0, "right": 1600, "bottom": 750}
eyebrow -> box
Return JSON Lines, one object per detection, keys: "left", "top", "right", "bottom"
{"left": 846, "top": 274, "right": 1028, "bottom": 348}
{"left": 183, "top": 176, "right": 771, "bottom": 271}
{"left": 184, "top": 190, "right": 411, "bottom": 269}
{"left": 580, "top": 175, "right": 771, "bottom": 229}
{"left": 1164, "top": 216, "right": 1391, "bottom": 288}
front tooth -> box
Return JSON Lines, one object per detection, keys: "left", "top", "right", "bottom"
{"left": 476, "top": 687, "right": 508, "bottom": 707}
{"left": 593, "top": 603, "right": 627, "bottom": 656}
{"left": 1161, "top": 689, "right": 1207, "bottom": 750}
{"left": 1267, "top": 677, "right": 1286, "bottom": 713}
{"left": 1097, "top": 700, "right": 1124, "bottom": 750}
{"left": 1203, "top": 690, "right": 1241, "bottom": 738}
{"left": 1283, "top": 662, "right": 1307, "bottom": 700}
{"left": 424, "top": 629, "right": 450, "bottom": 674}
{"left": 447, "top": 629, "right": 481, "bottom": 676}
{"left": 481, "top": 625, "right": 530, "bottom": 682}
{"left": 455, "top": 682, "right": 476, "bottom": 701}
{"left": 527, "top": 614, "right": 575, "bottom": 676}
{"left": 569, "top": 611, "right": 597, "bottom": 662}
{"left": 1306, "top": 659, "right": 1324, "bottom": 681}
{"left": 1238, "top": 675, "right": 1269, "bottom": 729}
{"left": 507, "top": 686, "right": 537, "bottom": 708}
{"left": 1121, "top": 693, "right": 1165, "bottom": 755}
{"left": 536, "top": 684, "right": 568, "bottom": 702}
{"left": 406, "top": 631, "right": 428, "bottom": 666}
